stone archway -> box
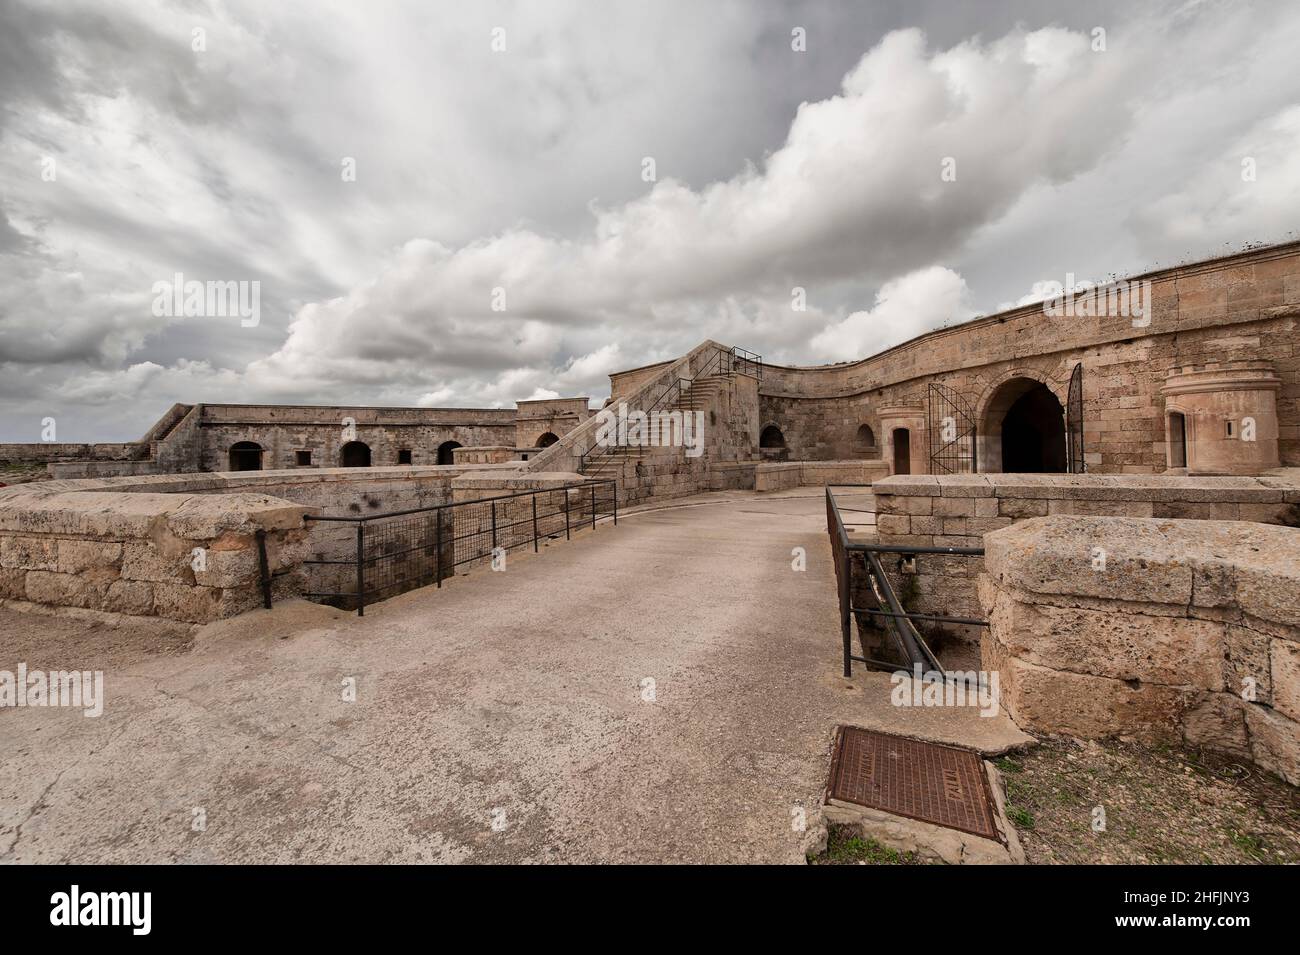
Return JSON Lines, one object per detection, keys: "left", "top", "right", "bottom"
{"left": 436, "top": 440, "right": 462, "bottom": 465}
{"left": 228, "top": 441, "right": 263, "bottom": 471}
{"left": 980, "top": 376, "right": 1066, "bottom": 473}
{"left": 340, "top": 441, "right": 371, "bottom": 467}
{"left": 535, "top": 432, "right": 559, "bottom": 448}
{"left": 759, "top": 424, "right": 785, "bottom": 448}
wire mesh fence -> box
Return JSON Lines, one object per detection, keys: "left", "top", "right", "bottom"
{"left": 301, "top": 480, "right": 617, "bottom": 614}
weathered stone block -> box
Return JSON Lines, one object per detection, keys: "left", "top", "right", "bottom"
{"left": 1271, "top": 638, "right": 1300, "bottom": 723}
{"left": 151, "top": 582, "right": 223, "bottom": 624}
{"left": 1182, "top": 692, "right": 1251, "bottom": 759}
{"left": 56, "top": 539, "right": 123, "bottom": 574}
{"left": 25, "top": 570, "right": 106, "bottom": 611}
{"left": 104, "top": 579, "right": 154, "bottom": 616}
{"left": 0, "top": 535, "right": 58, "bottom": 571}
{"left": 121, "top": 542, "right": 195, "bottom": 584}
{"left": 1244, "top": 704, "right": 1300, "bottom": 785}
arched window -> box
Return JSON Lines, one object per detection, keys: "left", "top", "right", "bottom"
{"left": 855, "top": 424, "right": 877, "bottom": 448}
{"left": 340, "top": 441, "right": 371, "bottom": 467}
{"left": 436, "top": 440, "right": 462, "bottom": 465}
{"left": 229, "top": 441, "right": 263, "bottom": 471}
{"left": 535, "top": 432, "right": 559, "bottom": 448}
{"left": 760, "top": 425, "right": 785, "bottom": 449}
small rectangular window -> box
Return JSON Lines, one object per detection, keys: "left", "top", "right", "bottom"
{"left": 296, "top": 450, "right": 312, "bottom": 466}
{"left": 398, "top": 448, "right": 413, "bottom": 464}
{"left": 1226, "top": 420, "right": 1235, "bottom": 438}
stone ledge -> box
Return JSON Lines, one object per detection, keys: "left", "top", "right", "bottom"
{"left": 984, "top": 516, "right": 1300, "bottom": 631}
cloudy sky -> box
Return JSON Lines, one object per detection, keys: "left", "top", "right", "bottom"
{"left": 1, "top": 0, "right": 1298, "bottom": 441}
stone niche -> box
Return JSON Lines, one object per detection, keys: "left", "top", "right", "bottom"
{"left": 1161, "top": 361, "right": 1281, "bottom": 476}
{"left": 980, "top": 515, "right": 1300, "bottom": 785}
{"left": 877, "top": 406, "right": 926, "bottom": 476}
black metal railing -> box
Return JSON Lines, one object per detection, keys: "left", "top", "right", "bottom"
{"left": 825, "top": 485, "right": 987, "bottom": 677}
{"left": 301, "top": 479, "right": 617, "bottom": 615}
{"left": 577, "top": 344, "right": 761, "bottom": 476}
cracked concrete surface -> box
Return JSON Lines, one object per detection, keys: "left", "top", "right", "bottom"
{"left": 0, "top": 490, "right": 1029, "bottom": 863}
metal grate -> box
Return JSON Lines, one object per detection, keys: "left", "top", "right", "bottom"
{"left": 826, "top": 726, "right": 1000, "bottom": 842}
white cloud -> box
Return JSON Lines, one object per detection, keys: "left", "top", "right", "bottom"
{"left": 811, "top": 267, "right": 975, "bottom": 361}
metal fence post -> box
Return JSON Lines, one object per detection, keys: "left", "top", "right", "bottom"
{"left": 532, "top": 492, "right": 539, "bottom": 553}
{"left": 612, "top": 482, "right": 618, "bottom": 526}
{"left": 590, "top": 483, "right": 597, "bottom": 529}
{"left": 490, "top": 500, "right": 497, "bottom": 550}
{"left": 564, "top": 490, "right": 571, "bottom": 540}
{"left": 435, "top": 509, "right": 443, "bottom": 588}
{"left": 840, "top": 550, "right": 852, "bottom": 677}
{"left": 356, "top": 522, "right": 366, "bottom": 617}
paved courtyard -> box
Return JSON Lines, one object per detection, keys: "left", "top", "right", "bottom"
{"left": 0, "top": 490, "right": 1026, "bottom": 864}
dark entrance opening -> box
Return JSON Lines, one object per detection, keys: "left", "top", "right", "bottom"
{"left": 228, "top": 441, "right": 263, "bottom": 471}
{"left": 760, "top": 425, "right": 785, "bottom": 448}
{"left": 340, "top": 441, "right": 371, "bottom": 467}
{"left": 1000, "top": 383, "right": 1066, "bottom": 473}
{"left": 436, "top": 440, "right": 461, "bottom": 465}
{"left": 892, "top": 428, "right": 911, "bottom": 474}
{"left": 1168, "top": 412, "right": 1188, "bottom": 469}
{"left": 536, "top": 432, "right": 559, "bottom": 448}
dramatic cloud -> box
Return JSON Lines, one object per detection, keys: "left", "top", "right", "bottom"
{"left": 1, "top": 1, "right": 1298, "bottom": 439}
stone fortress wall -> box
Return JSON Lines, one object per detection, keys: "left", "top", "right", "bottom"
{"left": 757, "top": 242, "right": 1300, "bottom": 476}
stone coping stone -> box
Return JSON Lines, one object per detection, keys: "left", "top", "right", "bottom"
{"left": 451, "top": 471, "right": 584, "bottom": 491}
{"left": 873, "top": 472, "right": 1299, "bottom": 503}
{"left": 0, "top": 490, "right": 311, "bottom": 539}
{"left": 984, "top": 516, "right": 1300, "bottom": 631}
{"left": 5, "top": 462, "right": 520, "bottom": 499}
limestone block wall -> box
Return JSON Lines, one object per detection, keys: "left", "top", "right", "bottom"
{"left": 196, "top": 404, "right": 517, "bottom": 471}
{"left": 0, "top": 487, "right": 311, "bottom": 624}
{"left": 872, "top": 471, "right": 1300, "bottom": 636}
{"left": 980, "top": 516, "right": 1300, "bottom": 784}
{"left": 754, "top": 460, "right": 889, "bottom": 492}
{"left": 757, "top": 242, "right": 1300, "bottom": 474}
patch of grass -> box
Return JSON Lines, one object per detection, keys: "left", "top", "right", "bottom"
{"left": 1006, "top": 806, "right": 1035, "bottom": 831}
{"left": 1230, "top": 830, "right": 1267, "bottom": 861}
{"left": 809, "top": 824, "right": 924, "bottom": 865}
{"left": 1003, "top": 736, "right": 1300, "bottom": 864}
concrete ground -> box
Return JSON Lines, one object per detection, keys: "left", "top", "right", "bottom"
{"left": 0, "top": 489, "right": 1029, "bottom": 864}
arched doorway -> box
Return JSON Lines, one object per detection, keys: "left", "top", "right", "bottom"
{"left": 1167, "top": 412, "right": 1188, "bottom": 469}
{"left": 535, "top": 432, "right": 559, "bottom": 448}
{"left": 436, "top": 440, "right": 461, "bottom": 465}
{"left": 982, "top": 378, "right": 1066, "bottom": 473}
{"left": 340, "top": 441, "right": 371, "bottom": 467}
{"left": 229, "top": 441, "right": 263, "bottom": 471}
{"left": 892, "top": 428, "right": 911, "bottom": 474}
{"left": 854, "top": 423, "right": 878, "bottom": 457}
{"left": 760, "top": 425, "right": 785, "bottom": 448}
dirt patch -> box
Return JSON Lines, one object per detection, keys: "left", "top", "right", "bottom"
{"left": 996, "top": 736, "right": 1300, "bottom": 864}
{"left": 0, "top": 607, "right": 193, "bottom": 673}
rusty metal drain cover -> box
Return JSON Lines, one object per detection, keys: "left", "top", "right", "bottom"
{"left": 826, "top": 726, "right": 1000, "bottom": 842}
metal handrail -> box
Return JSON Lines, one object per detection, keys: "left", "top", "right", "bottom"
{"left": 825, "top": 485, "right": 986, "bottom": 678}
{"left": 302, "top": 479, "right": 617, "bottom": 615}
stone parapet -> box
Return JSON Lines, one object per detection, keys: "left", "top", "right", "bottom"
{"left": 980, "top": 516, "right": 1300, "bottom": 784}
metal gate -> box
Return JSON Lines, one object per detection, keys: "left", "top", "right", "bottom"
{"left": 927, "top": 382, "right": 977, "bottom": 474}
{"left": 1066, "top": 362, "right": 1085, "bottom": 473}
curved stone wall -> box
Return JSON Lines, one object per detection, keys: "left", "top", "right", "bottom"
{"left": 755, "top": 242, "right": 1300, "bottom": 473}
